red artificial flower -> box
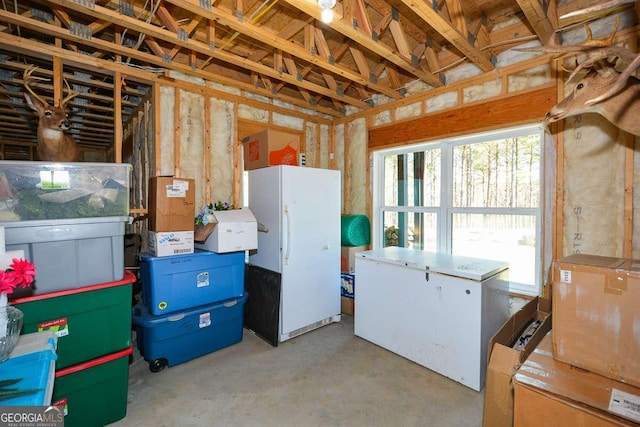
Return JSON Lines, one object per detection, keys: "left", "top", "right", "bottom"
{"left": 9, "top": 258, "right": 36, "bottom": 288}
{"left": 0, "top": 258, "right": 36, "bottom": 295}
{"left": 0, "top": 271, "right": 21, "bottom": 294}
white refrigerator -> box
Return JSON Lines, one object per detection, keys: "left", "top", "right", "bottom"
{"left": 246, "top": 165, "right": 341, "bottom": 345}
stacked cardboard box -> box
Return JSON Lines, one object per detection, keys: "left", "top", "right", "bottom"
{"left": 513, "top": 332, "right": 640, "bottom": 426}
{"left": 552, "top": 254, "right": 640, "bottom": 387}
{"left": 147, "top": 176, "right": 195, "bottom": 256}
{"left": 489, "top": 254, "right": 640, "bottom": 427}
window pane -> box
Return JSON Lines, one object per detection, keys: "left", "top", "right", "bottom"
{"left": 384, "top": 150, "right": 440, "bottom": 207}
{"left": 383, "top": 210, "right": 437, "bottom": 252}
{"left": 452, "top": 136, "right": 540, "bottom": 208}
{"left": 451, "top": 213, "right": 537, "bottom": 287}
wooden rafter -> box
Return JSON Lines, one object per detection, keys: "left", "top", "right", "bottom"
{"left": 162, "top": 0, "right": 401, "bottom": 103}
{"left": 444, "top": 0, "right": 466, "bottom": 36}
{"left": 0, "top": 0, "right": 632, "bottom": 131}
{"left": 281, "top": 0, "right": 443, "bottom": 87}
{"left": 0, "top": 23, "right": 341, "bottom": 118}
{"left": 388, "top": 19, "right": 411, "bottom": 59}
{"left": 38, "top": 0, "right": 371, "bottom": 109}
{"left": 515, "top": 0, "right": 559, "bottom": 46}
{"left": 398, "top": 0, "right": 493, "bottom": 72}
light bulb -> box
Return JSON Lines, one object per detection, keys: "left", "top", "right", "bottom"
{"left": 318, "top": 0, "right": 336, "bottom": 9}
{"left": 320, "top": 8, "right": 334, "bottom": 23}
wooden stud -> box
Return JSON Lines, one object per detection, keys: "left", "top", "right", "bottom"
{"left": 174, "top": 88, "right": 181, "bottom": 176}
{"left": 114, "top": 71, "right": 123, "bottom": 163}
{"left": 204, "top": 94, "right": 212, "bottom": 204}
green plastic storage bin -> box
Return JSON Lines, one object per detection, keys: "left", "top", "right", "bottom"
{"left": 52, "top": 346, "right": 131, "bottom": 427}
{"left": 12, "top": 271, "right": 135, "bottom": 370}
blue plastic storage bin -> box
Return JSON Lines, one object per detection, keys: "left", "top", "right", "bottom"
{"left": 140, "top": 249, "right": 245, "bottom": 315}
{"left": 0, "top": 332, "right": 57, "bottom": 406}
{"left": 132, "top": 295, "right": 247, "bottom": 372}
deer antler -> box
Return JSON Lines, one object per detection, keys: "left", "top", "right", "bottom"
{"left": 59, "top": 77, "right": 80, "bottom": 108}
{"left": 516, "top": 18, "right": 620, "bottom": 56}
{"left": 24, "top": 65, "right": 80, "bottom": 109}
{"left": 23, "top": 65, "right": 50, "bottom": 107}
{"left": 516, "top": 18, "right": 639, "bottom": 103}
{"left": 586, "top": 54, "right": 640, "bottom": 105}
{"left": 560, "top": 0, "right": 636, "bottom": 20}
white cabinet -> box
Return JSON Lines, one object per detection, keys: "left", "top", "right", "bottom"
{"left": 354, "top": 247, "right": 510, "bottom": 391}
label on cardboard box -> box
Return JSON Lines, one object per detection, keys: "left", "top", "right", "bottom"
{"left": 558, "top": 269, "right": 571, "bottom": 283}
{"left": 165, "top": 179, "right": 190, "bottom": 197}
{"left": 609, "top": 389, "right": 640, "bottom": 423}
{"left": 341, "top": 273, "right": 354, "bottom": 298}
{"left": 148, "top": 230, "right": 194, "bottom": 257}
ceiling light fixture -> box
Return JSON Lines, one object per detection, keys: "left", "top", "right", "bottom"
{"left": 318, "top": 0, "right": 336, "bottom": 24}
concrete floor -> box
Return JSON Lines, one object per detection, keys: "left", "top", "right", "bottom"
{"left": 110, "top": 314, "right": 486, "bottom": 427}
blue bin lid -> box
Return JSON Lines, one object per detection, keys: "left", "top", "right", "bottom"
{"left": 132, "top": 294, "right": 248, "bottom": 327}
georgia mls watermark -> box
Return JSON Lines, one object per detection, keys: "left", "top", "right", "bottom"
{"left": 0, "top": 406, "right": 64, "bottom": 427}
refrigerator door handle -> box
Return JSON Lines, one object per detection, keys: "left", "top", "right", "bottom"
{"left": 284, "top": 204, "right": 291, "bottom": 265}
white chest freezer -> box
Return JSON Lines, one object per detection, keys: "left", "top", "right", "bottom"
{"left": 354, "top": 247, "right": 510, "bottom": 391}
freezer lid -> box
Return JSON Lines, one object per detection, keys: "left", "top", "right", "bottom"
{"left": 356, "top": 247, "right": 508, "bottom": 281}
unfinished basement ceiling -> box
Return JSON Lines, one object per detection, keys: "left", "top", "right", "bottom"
{"left": 0, "top": 0, "right": 638, "bottom": 157}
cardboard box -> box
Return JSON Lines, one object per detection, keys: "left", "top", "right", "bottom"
{"left": 147, "top": 230, "right": 194, "bottom": 257}
{"left": 194, "top": 209, "right": 257, "bottom": 253}
{"left": 552, "top": 254, "right": 640, "bottom": 388}
{"left": 148, "top": 177, "right": 195, "bottom": 232}
{"left": 513, "top": 332, "right": 640, "bottom": 427}
{"left": 242, "top": 129, "right": 300, "bottom": 170}
{"left": 341, "top": 245, "right": 367, "bottom": 273}
{"left": 482, "top": 297, "right": 551, "bottom": 427}
{"left": 341, "top": 296, "right": 354, "bottom": 316}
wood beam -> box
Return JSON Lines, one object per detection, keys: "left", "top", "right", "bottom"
{"left": 164, "top": 0, "right": 392, "bottom": 101}
{"left": 444, "top": 0, "right": 466, "bottom": 36}
{"left": 398, "top": 0, "right": 494, "bottom": 72}
{"left": 0, "top": 25, "right": 341, "bottom": 118}
{"left": 353, "top": 0, "right": 373, "bottom": 35}
{"left": 368, "top": 85, "right": 556, "bottom": 149}
{"left": 388, "top": 19, "right": 411, "bottom": 59}
{"left": 281, "top": 0, "right": 443, "bottom": 87}
{"left": 515, "top": 0, "right": 560, "bottom": 46}
{"left": 34, "top": 1, "right": 370, "bottom": 109}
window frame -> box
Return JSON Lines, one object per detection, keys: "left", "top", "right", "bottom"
{"left": 371, "top": 124, "right": 549, "bottom": 296}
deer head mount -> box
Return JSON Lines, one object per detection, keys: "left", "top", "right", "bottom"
{"left": 23, "top": 65, "right": 81, "bottom": 162}
{"left": 518, "top": 18, "right": 640, "bottom": 136}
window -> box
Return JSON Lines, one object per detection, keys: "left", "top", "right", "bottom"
{"left": 372, "top": 124, "right": 551, "bottom": 296}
